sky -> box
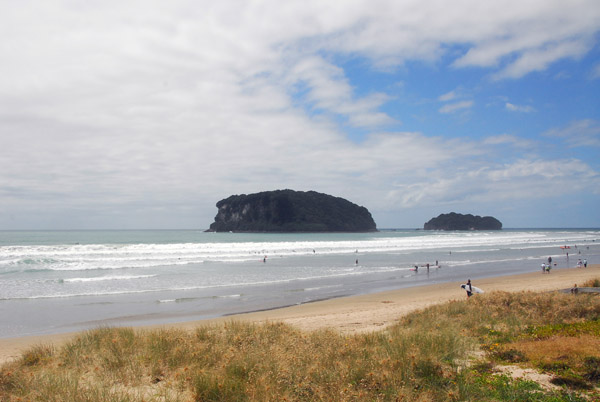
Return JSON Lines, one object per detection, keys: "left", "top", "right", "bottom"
{"left": 1, "top": 0, "right": 600, "bottom": 230}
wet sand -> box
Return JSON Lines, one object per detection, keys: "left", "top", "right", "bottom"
{"left": 1, "top": 264, "right": 598, "bottom": 365}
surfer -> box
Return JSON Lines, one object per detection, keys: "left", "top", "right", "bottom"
{"left": 465, "top": 279, "right": 473, "bottom": 298}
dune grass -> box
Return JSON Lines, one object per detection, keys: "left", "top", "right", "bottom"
{"left": 581, "top": 278, "right": 600, "bottom": 288}
{"left": 1, "top": 287, "right": 599, "bottom": 401}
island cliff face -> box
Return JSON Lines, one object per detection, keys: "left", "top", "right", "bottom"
{"left": 424, "top": 212, "right": 502, "bottom": 231}
{"left": 207, "top": 190, "right": 377, "bottom": 232}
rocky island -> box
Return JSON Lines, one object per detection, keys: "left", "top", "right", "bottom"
{"left": 424, "top": 212, "right": 502, "bottom": 231}
{"left": 207, "top": 190, "right": 377, "bottom": 232}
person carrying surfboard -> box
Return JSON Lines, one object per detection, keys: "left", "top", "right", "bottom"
{"left": 460, "top": 281, "right": 483, "bottom": 296}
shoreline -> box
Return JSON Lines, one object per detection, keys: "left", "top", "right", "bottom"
{"left": 1, "top": 264, "right": 598, "bottom": 366}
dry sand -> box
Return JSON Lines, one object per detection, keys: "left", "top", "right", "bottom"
{"left": 1, "top": 264, "right": 598, "bottom": 366}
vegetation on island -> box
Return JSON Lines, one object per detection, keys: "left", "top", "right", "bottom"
{"left": 2, "top": 279, "right": 599, "bottom": 401}
{"left": 207, "top": 189, "right": 377, "bottom": 232}
{"left": 424, "top": 212, "right": 503, "bottom": 231}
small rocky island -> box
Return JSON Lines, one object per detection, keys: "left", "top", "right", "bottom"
{"left": 424, "top": 212, "right": 502, "bottom": 231}
{"left": 207, "top": 190, "right": 377, "bottom": 232}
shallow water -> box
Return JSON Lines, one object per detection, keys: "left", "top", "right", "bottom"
{"left": 0, "top": 229, "right": 598, "bottom": 338}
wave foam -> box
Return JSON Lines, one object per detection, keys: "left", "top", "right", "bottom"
{"left": 63, "top": 275, "right": 156, "bottom": 283}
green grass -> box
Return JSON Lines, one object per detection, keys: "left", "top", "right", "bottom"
{"left": 1, "top": 287, "right": 599, "bottom": 401}
{"left": 526, "top": 320, "right": 600, "bottom": 340}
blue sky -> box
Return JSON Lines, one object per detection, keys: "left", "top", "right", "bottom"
{"left": 1, "top": 1, "right": 599, "bottom": 229}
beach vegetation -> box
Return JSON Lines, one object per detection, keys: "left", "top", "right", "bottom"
{"left": 1, "top": 287, "right": 599, "bottom": 401}
{"left": 582, "top": 278, "right": 600, "bottom": 288}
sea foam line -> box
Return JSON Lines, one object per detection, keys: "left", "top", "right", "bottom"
{"left": 62, "top": 275, "right": 156, "bottom": 283}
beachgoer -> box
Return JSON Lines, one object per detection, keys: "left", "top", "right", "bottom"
{"left": 583, "top": 259, "right": 587, "bottom": 268}
{"left": 355, "top": 259, "right": 358, "bottom": 265}
{"left": 546, "top": 264, "right": 551, "bottom": 273}
{"left": 571, "top": 284, "right": 578, "bottom": 294}
{"left": 426, "top": 263, "right": 430, "bottom": 272}
{"left": 263, "top": 256, "right": 267, "bottom": 263}
{"left": 541, "top": 263, "right": 546, "bottom": 273}
{"left": 548, "top": 256, "right": 552, "bottom": 266}
{"left": 577, "top": 259, "right": 582, "bottom": 268}
{"left": 465, "top": 279, "right": 473, "bottom": 298}
{"left": 435, "top": 260, "right": 438, "bottom": 266}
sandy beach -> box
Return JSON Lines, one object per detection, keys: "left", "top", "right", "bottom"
{"left": 1, "top": 264, "right": 598, "bottom": 366}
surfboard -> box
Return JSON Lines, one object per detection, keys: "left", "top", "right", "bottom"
{"left": 461, "top": 284, "right": 484, "bottom": 294}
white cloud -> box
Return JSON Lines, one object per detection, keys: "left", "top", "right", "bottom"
{"left": 492, "top": 39, "right": 592, "bottom": 80}
{"left": 438, "top": 90, "right": 457, "bottom": 102}
{"left": 451, "top": 2, "right": 600, "bottom": 78}
{"left": 0, "top": 1, "right": 599, "bottom": 228}
{"left": 389, "top": 156, "right": 600, "bottom": 211}
{"left": 543, "top": 120, "right": 600, "bottom": 148}
{"left": 505, "top": 102, "right": 535, "bottom": 113}
{"left": 439, "top": 100, "right": 474, "bottom": 114}
{"left": 286, "top": 56, "right": 395, "bottom": 127}
{"left": 591, "top": 63, "right": 600, "bottom": 79}
{"left": 437, "top": 87, "right": 473, "bottom": 115}
{"left": 483, "top": 134, "right": 534, "bottom": 148}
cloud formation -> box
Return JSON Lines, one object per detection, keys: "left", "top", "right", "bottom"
{"left": 505, "top": 102, "right": 535, "bottom": 113}
{"left": 0, "top": 0, "right": 599, "bottom": 228}
{"left": 439, "top": 100, "right": 474, "bottom": 114}
{"left": 543, "top": 120, "right": 600, "bottom": 148}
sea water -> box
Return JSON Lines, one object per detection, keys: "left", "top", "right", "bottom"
{"left": 1, "top": 229, "right": 598, "bottom": 338}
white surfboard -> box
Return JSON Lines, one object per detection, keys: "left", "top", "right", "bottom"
{"left": 461, "top": 284, "right": 484, "bottom": 294}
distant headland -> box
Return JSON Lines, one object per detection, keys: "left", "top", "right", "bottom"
{"left": 206, "top": 190, "right": 377, "bottom": 232}
{"left": 424, "top": 212, "right": 502, "bottom": 231}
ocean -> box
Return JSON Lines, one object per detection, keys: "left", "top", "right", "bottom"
{"left": 1, "top": 229, "right": 598, "bottom": 338}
